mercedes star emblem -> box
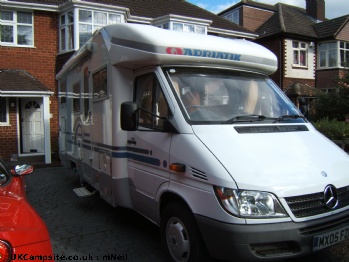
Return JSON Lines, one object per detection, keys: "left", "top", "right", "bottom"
{"left": 323, "top": 185, "right": 339, "bottom": 210}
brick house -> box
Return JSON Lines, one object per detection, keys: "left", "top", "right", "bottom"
{"left": 0, "top": 0, "right": 255, "bottom": 164}
{"left": 219, "top": 0, "right": 349, "bottom": 114}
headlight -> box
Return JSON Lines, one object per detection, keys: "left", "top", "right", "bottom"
{"left": 214, "top": 186, "right": 288, "bottom": 218}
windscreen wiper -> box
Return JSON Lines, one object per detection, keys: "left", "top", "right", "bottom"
{"left": 273, "top": 114, "right": 306, "bottom": 123}
{"left": 224, "top": 114, "right": 266, "bottom": 124}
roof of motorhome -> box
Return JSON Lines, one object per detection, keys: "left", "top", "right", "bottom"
{"left": 8, "top": 0, "right": 255, "bottom": 37}
{"left": 57, "top": 24, "right": 277, "bottom": 79}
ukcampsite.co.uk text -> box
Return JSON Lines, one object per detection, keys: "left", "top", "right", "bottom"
{"left": 11, "top": 253, "right": 128, "bottom": 261}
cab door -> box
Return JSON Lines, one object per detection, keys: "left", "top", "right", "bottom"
{"left": 127, "top": 70, "right": 172, "bottom": 220}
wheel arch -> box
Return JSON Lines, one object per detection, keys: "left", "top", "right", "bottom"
{"left": 159, "top": 191, "right": 192, "bottom": 217}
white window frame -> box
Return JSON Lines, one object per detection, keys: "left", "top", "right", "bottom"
{"left": 318, "top": 41, "right": 341, "bottom": 69}
{"left": 78, "top": 9, "right": 122, "bottom": 49}
{"left": 292, "top": 41, "right": 308, "bottom": 67}
{"left": 0, "top": 98, "right": 9, "bottom": 126}
{"left": 158, "top": 21, "right": 206, "bottom": 34}
{"left": 340, "top": 41, "right": 349, "bottom": 67}
{"left": 59, "top": 8, "right": 123, "bottom": 52}
{"left": 59, "top": 10, "right": 75, "bottom": 52}
{"left": 1, "top": 10, "right": 34, "bottom": 47}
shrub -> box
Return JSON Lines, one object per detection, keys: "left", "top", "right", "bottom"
{"left": 312, "top": 118, "right": 349, "bottom": 141}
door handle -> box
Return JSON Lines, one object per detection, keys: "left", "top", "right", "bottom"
{"left": 127, "top": 138, "right": 136, "bottom": 145}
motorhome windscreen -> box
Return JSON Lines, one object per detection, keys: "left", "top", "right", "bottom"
{"left": 164, "top": 68, "right": 304, "bottom": 124}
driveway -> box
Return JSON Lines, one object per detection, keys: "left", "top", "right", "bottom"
{"left": 24, "top": 166, "right": 346, "bottom": 262}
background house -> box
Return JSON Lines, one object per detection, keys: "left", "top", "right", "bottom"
{"left": 0, "top": 0, "right": 255, "bottom": 163}
{"left": 219, "top": 0, "right": 349, "bottom": 116}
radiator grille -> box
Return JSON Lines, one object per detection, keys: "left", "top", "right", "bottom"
{"left": 285, "top": 186, "right": 349, "bottom": 218}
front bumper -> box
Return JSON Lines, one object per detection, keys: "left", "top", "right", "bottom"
{"left": 196, "top": 209, "right": 349, "bottom": 261}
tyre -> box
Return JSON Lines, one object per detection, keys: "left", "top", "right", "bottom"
{"left": 160, "top": 202, "right": 210, "bottom": 262}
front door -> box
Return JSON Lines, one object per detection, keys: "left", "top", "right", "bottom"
{"left": 21, "top": 98, "right": 44, "bottom": 153}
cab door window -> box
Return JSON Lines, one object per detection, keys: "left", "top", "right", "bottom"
{"left": 134, "top": 73, "right": 169, "bottom": 129}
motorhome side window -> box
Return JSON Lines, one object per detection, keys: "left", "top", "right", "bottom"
{"left": 73, "top": 82, "right": 81, "bottom": 113}
{"left": 93, "top": 68, "right": 107, "bottom": 99}
{"left": 83, "top": 67, "right": 90, "bottom": 122}
{"left": 134, "top": 73, "right": 169, "bottom": 129}
{"left": 59, "top": 80, "right": 67, "bottom": 105}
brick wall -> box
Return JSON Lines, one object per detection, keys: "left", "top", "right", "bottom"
{"left": 0, "top": 11, "right": 59, "bottom": 161}
{"left": 283, "top": 77, "right": 315, "bottom": 90}
{"left": 316, "top": 69, "right": 341, "bottom": 89}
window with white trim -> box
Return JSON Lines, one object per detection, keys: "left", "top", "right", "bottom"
{"left": 340, "top": 42, "right": 349, "bottom": 67}
{"left": 319, "top": 42, "right": 337, "bottom": 68}
{"left": 158, "top": 22, "right": 206, "bottom": 34}
{"left": 1, "top": 10, "right": 33, "bottom": 46}
{"left": 79, "top": 9, "right": 121, "bottom": 48}
{"left": 59, "top": 9, "right": 122, "bottom": 52}
{"left": 292, "top": 41, "right": 307, "bottom": 67}
{"left": 60, "top": 11, "right": 74, "bottom": 51}
{"left": 0, "top": 98, "right": 9, "bottom": 125}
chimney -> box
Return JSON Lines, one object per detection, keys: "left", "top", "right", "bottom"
{"left": 305, "top": 0, "right": 325, "bottom": 21}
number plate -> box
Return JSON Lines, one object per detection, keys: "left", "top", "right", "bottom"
{"left": 313, "top": 226, "right": 349, "bottom": 251}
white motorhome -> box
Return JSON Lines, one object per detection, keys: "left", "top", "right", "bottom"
{"left": 57, "top": 23, "right": 349, "bottom": 261}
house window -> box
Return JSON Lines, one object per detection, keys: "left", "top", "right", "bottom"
{"left": 340, "top": 42, "right": 349, "bottom": 67}
{"left": 224, "top": 10, "right": 239, "bottom": 25}
{"left": 319, "top": 42, "right": 338, "bottom": 68}
{"left": 59, "top": 9, "right": 122, "bottom": 52}
{"left": 0, "top": 98, "right": 8, "bottom": 125}
{"left": 293, "top": 41, "right": 307, "bottom": 67}
{"left": 170, "top": 22, "right": 205, "bottom": 34}
{"left": 78, "top": 9, "right": 121, "bottom": 48}
{"left": 0, "top": 10, "right": 33, "bottom": 46}
{"left": 60, "top": 11, "right": 74, "bottom": 51}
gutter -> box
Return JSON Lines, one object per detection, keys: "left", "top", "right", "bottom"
{"left": 0, "top": 91, "right": 54, "bottom": 97}
{"left": 0, "top": 0, "right": 59, "bottom": 12}
{"left": 208, "top": 27, "right": 258, "bottom": 40}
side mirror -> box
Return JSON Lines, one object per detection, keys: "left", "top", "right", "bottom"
{"left": 11, "top": 164, "right": 34, "bottom": 176}
{"left": 120, "top": 102, "right": 138, "bottom": 131}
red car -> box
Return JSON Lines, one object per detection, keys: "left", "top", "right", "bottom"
{"left": 0, "top": 161, "right": 53, "bottom": 262}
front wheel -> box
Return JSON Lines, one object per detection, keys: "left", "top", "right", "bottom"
{"left": 160, "top": 202, "right": 210, "bottom": 262}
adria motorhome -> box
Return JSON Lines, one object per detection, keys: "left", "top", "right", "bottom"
{"left": 57, "top": 23, "right": 349, "bottom": 261}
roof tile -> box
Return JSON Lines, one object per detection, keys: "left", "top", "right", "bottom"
{"left": 0, "top": 70, "right": 50, "bottom": 92}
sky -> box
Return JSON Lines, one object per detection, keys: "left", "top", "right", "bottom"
{"left": 186, "top": 0, "right": 348, "bottom": 19}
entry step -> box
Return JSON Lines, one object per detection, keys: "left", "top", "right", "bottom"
{"left": 73, "top": 186, "right": 96, "bottom": 197}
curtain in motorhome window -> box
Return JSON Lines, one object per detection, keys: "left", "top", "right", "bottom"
{"left": 135, "top": 73, "right": 169, "bottom": 129}
{"left": 92, "top": 68, "right": 107, "bottom": 99}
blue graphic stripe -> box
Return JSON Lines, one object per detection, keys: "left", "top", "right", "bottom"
{"left": 66, "top": 139, "right": 160, "bottom": 167}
